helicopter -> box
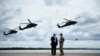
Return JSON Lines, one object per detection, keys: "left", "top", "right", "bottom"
{"left": 75, "top": 38, "right": 78, "bottom": 41}
{"left": 3, "top": 28, "right": 18, "bottom": 35}
{"left": 57, "top": 18, "right": 77, "bottom": 28}
{"left": 19, "top": 19, "right": 38, "bottom": 30}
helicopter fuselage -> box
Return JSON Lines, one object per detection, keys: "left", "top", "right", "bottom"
{"left": 57, "top": 20, "right": 77, "bottom": 28}
{"left": 26, "top": 23, "right": 37, "bottom": 28}
{"left": 8, "top": 30, "right": 17, "bottom": 34}
{"left": 4, "top": 30, "right": 17, "bottom": 35}
{"left": 65, "top": 21, "right": 77, "bottom": 26}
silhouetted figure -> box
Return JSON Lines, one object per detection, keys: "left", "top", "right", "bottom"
{"left": 51, "top": 33, "right": 58, "bottom": 56}
{"left": 59, "top": 33, "right": 64, "bottom": 55}
{"left": 19, "top": 19, "right": 37, "bottom": 30}
{"left": 57, "top": 18, "right": 77, "bottom": 28}
{"left": 3, "top": 30, "right": 17, "bottom": 35}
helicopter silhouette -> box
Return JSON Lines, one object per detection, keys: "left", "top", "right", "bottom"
{"left": 19, "top": 19, "right": 38, "bottom": 30}
{"left": 57, "top": 18, "right": 77, "bottom": 28}
{"left": 75, "top": 38, "right": 78, "bottom": 41}
{"left": 3, "top": 28, "right": 18, "bottom": 35}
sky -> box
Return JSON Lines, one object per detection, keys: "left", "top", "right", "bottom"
{"left": 0, "top": 0, "right": 100, "bottom": 48}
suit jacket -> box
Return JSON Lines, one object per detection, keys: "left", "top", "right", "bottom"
{"left": 51, "top": 36, "right": 58, "bottom": 46}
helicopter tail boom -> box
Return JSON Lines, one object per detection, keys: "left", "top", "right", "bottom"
{"left": 19, "top": 26, "right": 24, "bottom": 30}
{"left": 3, "top": 32, "right": 8, "bottom": 35}
{"left": 57, "top": 24, "right": 61, "bottom": 28}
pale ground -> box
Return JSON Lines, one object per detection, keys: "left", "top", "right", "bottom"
{"left": 0, "top": 50, "right": 100, "bottom": 56}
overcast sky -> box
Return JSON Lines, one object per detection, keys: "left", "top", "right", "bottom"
{"left": 0, "top": 0, "right": 100, "bottom": 48}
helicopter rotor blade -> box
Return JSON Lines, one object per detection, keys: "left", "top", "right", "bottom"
{"left": 62, "top": 22, "right": 66, "bottom": 23}
{"left": 63, "top": 18, "right": 69, "bottom": 20}
{"left": 4, "top": 28, "right": 15, "bottom": 30}
{"left": 63, "top": 18, "right": 71, "bottom": 21}
{"left": 28, "top": 19, "right": 32, "bottom": 23}
{"left": 4, "top": 28, "right": 11, "bottom": 30}
{"left": 20, "top": 23, "right": 29, "bottom": 24}
{"left": 36, "top": 21, "right": 42, "bottom": 22}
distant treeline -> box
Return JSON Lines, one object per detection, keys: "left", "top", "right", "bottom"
{"left": 0, "top": 48, "right": 50, "bottom": 50}
{"left": 0, "top": 47, "right": 100, "bottom": 50}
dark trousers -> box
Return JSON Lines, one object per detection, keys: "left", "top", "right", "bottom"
{"left": 51, "top": 46, "right": 56, "bottom": 55}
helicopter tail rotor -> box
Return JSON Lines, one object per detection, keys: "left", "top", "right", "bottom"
{"left": 36, "top": 21, "right": 42, "bottom": 22}
{"left": 3, "top": 32, "right": 7, "bottom": 35}
{"left": 3, "top": 32, "right": 6, "bottom": 35}
{"left": 57, "top": 24, "right": 61, "bottom": 28}
{"left": 19, "top": 26, "right": 24, "bottom": 30}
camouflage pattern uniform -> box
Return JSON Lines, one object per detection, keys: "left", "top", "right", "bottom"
{"left": 59, "top": 37, "right": 64, "bottom": 55}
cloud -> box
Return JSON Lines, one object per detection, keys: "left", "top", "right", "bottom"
{"left": 0, "top": 2, "right": 22, "bottom": 40}
{"left": 0, "top": 40, "right": 100, "bottom": 48}
{"left": 76, "top": 12, "right": 99, "bottom": 25}
{"left": 68, "top": 12, "right": 100, "bottom": 40}
{"left": 44, "top": 0, "right": 67, "bottom": 6}
{"left": 44, "top": 0, "right": 53, "bottom": 6}
{"left": 64, "top": 40, "right": 100, "bottom": 48}
{"left": 0, "top": 0, "right": 100, "bottom": 48}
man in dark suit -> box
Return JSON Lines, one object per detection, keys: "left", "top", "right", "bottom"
{"left": 51, "top": 33, "right": 58, "bottom": 56}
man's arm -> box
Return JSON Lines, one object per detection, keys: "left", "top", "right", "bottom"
{"left": 59, "top": 37, "right": 64, "bottom": 42}
{"left": 51, "top": 37, "right": 53, "bottom": 42}
{"left": 56, "top": 38, "right": 58, "bottom": 45}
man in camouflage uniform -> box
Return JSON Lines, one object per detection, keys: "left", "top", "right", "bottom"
{"left": 59, "top": 33, "right": 64, "bottom": 55}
